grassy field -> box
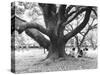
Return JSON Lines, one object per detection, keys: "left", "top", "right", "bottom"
{"left": 11, "top": 48, "right": 97, "bottom": 73}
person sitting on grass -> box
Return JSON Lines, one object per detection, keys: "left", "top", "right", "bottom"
{"left": 82, "top": 47, "right": 88, "bottom": 56}
{"left": 78, "top": 49, "right": 83, "bottom": 57}
{"left": 71, "top": 47, "right": 79, "bottom": 58}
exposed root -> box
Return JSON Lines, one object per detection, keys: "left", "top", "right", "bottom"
{"left": 38, "top": 57, "right": 47, "bottom": 62}
{"left": 33, "top": 54, "right": 74, "bottom": 66}
{"left": 33, "top": 58, "right": 54, "bottom": 66}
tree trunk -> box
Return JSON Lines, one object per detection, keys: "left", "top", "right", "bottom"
{"left": 75, "top": 36, "right": 81, "bottom": 53}
{"left": 46, "top": 40, "right": 66, "bottom": 60}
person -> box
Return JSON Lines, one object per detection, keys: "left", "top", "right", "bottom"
{"left": 78, "top": 50, "right": 83, "bottom": 57}
{"left": 71, "top": 47, "right": 78, "bottom": 58}
{"left": 70, "top": 47, "right": 75, "bottom": 57}
{"left": 82, "top": 47, "right": 88, "bottom": 56}
{"left": 85, "top": 47, "right": 88, "bottom": 51}
{"left": 72, "top": 48, "right": 75, "bottom": 51}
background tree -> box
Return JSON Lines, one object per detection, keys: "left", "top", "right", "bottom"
{"left": 11, "top": 2, "right": 43, "bottom": 50}
{"left": 65, "top": 13, "right": 97, "bottom": 52}
{"left": 87, "top": 30, "right": 97, "bottom": 50}
{"left": 13, "top": 2, "right": 97, "bottom": 63}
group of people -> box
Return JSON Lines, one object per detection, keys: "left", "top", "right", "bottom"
{"left": 67, "top": 47, "right": 89, "bottom": 58}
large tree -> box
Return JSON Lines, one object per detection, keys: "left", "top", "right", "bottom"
{"left": 12, "top": 3, "right": 97, "bottom": 62}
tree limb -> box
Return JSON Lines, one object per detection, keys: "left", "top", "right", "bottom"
{"left": 15, "top": 15, "right": 50, "bottom": 37}
{"left": 92, "top": 8, "right": 97, "bottom": 17}
{"left": 25, "top": 22, "right": 50, "bottom": 36}
{"left": 25, "top": 29, "right": 50, "bottom": 49}
{"left": 57, "top": 5, "right": 67, "bottom": 37}
{"left": 89, "top": 24, "right": 97, "bottom": 30}
{"left": 79, "top": 32, "right": 85, "bottom": 36}
{"left": 79, "top": 18, "right": 97, "bottom": 46}
{"left": 57, "top": 5, "right": 67, "bottom": 23}
{"left": 64, "top": 7, "right": 92, "bottom": 42}
{"left": 62, "top": 7, "right": 92, "bottom": 27}
{"left": 65, "top": 5, "right": 74, "bottom": 15}
{"left": 79, "top": 29, "right": 89, "bottom": 46}
{"left": 88, "top": 17, "right": 97, "bottom": 30}
{"left": 38, "top": 3, "right": 57, "bottom": 27}
{"left": 67, "top": 10, "right": 77, "bottom": 18}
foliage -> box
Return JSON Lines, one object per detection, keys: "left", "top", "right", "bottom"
{"left": 13, "top": 2, "right": 97, "bottom": 60}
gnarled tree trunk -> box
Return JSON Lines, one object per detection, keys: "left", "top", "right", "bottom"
{"left": 14, "top": 3, "right": 94, "bottom": 63}
{"left": 47, "top": 40, "right": 66, "bottom": 60}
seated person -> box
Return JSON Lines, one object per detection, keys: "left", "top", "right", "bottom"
{"left": 70, "top": 47, "right": 75, "bottom": 56}
{"left": 85, "top": 47, "right": 88, "bottom": 51}
{"left": 71, "top": 47, "right": 79, "bottom": 58}
{"left": 72, "top": 48, "right": 75, "bottom": 51}
{"left": 78, "top": 49, "right": 83, "bottom": 57}
{"left": 82, "top": 47, "right": 88, "bottom": 56}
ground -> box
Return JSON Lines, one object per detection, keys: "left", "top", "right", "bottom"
{"left": 12, "top": 48, "right": 97, "bottom": 73}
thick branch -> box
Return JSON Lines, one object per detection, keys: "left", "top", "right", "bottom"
{"left": 15, "top": 15, "right": 50, "bottom": 37}
{"left": 25, "top": 23, "right": 50, "bottom": 36}
{"left": 57, "top": 5, "right": 67, "bottom": 23}
{"left": 67, "top": 11, "right": 77, "bottom": 18}
{"left": 65, "top": 5, "right": 74, "bottom": 15}
{"left": 79, "top": 19, "right": 97, "bottom": 46}
{"left": 25, "top": 29, "right": 50, "bottom": 49}
{"left": 92, "top": 8, "right": 97, "bottom": 17}
{"left": 39, "top": 3, "right": 58, "bottom": 39}
{"left": 57, "top": 5, "right": 74, "bottom": 36}
{"left": 38, "top": 3, "right": 57, "bottom": 27}
{"left": 64, "top": 7, "right": 92, "bottom": 42}
{"left": 62, "top": 7, "right": 92, "bottom": 27}
{"left": 57, "top": 5, "right": 67, "bottom": 37}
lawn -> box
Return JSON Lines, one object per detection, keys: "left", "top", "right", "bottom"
{"left": 12, "top": 48, "right": 97, "bottom": 73}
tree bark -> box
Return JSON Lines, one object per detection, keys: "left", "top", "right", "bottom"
{"left": 25, "top": 28, "right": 50, "bottom": 49}
{"left": 75, "top": 36, "right": 81, "bottom": 52}
{"left": 46, "top": 39, "right": 66, "bottom": 60}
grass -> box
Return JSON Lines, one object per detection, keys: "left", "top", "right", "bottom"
{"left": 11, "top": 48, "right": 97, "bottom": 73}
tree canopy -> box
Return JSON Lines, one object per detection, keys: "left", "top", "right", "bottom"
{"left": 12, "top": 2, "right": 97, "bottom": 61}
